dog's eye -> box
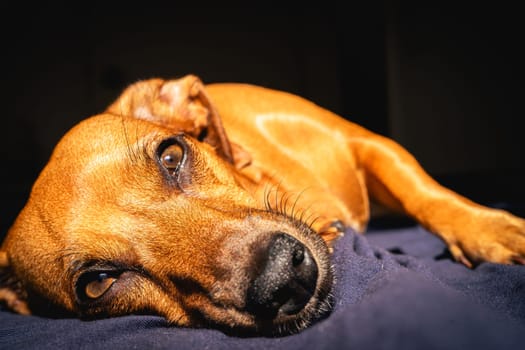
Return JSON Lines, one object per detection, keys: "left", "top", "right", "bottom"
{"left": 83, "top": 272, "right": 117, "bottom": 299}
{"left": 160, "top": 144, "right": 184, "bottom": 174}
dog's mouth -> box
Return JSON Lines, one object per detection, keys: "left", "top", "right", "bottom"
{"left": 193, "top": 219, "right": 334, "bottom": 337}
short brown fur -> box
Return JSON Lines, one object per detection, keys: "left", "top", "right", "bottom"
{"left": 1, "top": 75, "right": 524, "bottom": 335}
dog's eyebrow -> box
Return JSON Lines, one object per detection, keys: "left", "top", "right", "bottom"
{"left": 68, "top": 259, "right": 125, "bottom": 275}
{"left": 126, "top": 136, "right": 153, "bottom": 165}
{"left": 120, "top": 115, "right": 146, "bottom": 165}
{"left": 59, "top": 250, "right": 145, "bottom": 282}
{"left": 100, "top": 134, "right": 158, "bottom": 180}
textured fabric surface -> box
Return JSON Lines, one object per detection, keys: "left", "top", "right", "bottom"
{"left": 1, "top": 225, "right": 524, "bottom": 349}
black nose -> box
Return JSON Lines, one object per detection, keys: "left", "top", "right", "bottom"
{"left": 246, "top": 233, "right": 318, "bottom": 319}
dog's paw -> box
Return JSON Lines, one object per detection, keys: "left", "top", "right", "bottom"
{"left": 445, "top": 210, "right": 525, "bottom": 268}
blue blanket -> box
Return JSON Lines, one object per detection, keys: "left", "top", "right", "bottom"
{"left": 1, "top": 225, "right": 524, "bottom": 349}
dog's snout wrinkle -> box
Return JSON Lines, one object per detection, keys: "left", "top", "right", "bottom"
{"left": 246, "top": 232, "right": 318, "bottom": 319}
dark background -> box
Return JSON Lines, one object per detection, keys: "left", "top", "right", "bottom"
{"left": 1, "top": 2, "right": 524, "bottom": 236}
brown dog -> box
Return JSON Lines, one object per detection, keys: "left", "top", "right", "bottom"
{"left": 1, "top": 74, "right": 524, "bottom": 335}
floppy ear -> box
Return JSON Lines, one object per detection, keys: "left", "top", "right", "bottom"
{"left": 0, "top": 250, "right": 31, "bottom": 315}
{"left": 166, "top": 76, "right": 234, "bottom": 164}
{"left": 106, "top": 74, "right": 247, "bottom": 166}
{"left": 160, "top": 76, "right": 255, "bottom": 169}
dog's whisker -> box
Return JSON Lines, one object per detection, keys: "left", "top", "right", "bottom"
{"left": 259, "top": 177, "right": 321, "bottom": 230}
{"left": 299, "top": 205, "right": 320, "bottom": 228}
{"left": 289, "top": 187, "right": 314, "bottom": 223}
{"left": 297, "top": 201, "right": 316, "bottom": 224}
{"left": 307, "top": 215, "right": 322, "bottom": 232}
{"left": 273, "top": 180, "right": 283, "bottom": 216}
{"left": 290, "top": 189, "right": 304, "bottom": 221}
{"left": 117, "top": 97, "right": 144, "bottom": 166}
{"left": 280, "top": 191, "right": 291, "bottom": 217}
{"left": 263, "top": 181, "right": 273, "bottom": 212}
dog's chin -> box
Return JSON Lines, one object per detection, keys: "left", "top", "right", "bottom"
{"left": 255, "top": 293, "right": 334, "bottom": 337}
{"left": 202, "top": 289, "right": 334, "bottom": 338}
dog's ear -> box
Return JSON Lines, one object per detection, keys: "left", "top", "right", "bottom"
{"left": 160, "top": 77, "right": 255, "bottom": 169}
{"left": 106, "top": 75, "right": 246, "bottom": 166}
{"left": 0, "top": 250, "right": 31, "bottom": 315}
{"left": 174, "top": 77, "right": 234, "bottom": 164}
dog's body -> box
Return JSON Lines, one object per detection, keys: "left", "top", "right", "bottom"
{"left": 1, "top": 74, "right": 524, "bottom": 335}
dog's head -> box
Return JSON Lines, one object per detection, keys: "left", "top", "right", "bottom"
{"left": 0, "top": 76, "right": 333, "bottom": 336}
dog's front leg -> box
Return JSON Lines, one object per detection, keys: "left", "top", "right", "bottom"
{"left": 351, "top": 133, "right": 525, "bottom": 267}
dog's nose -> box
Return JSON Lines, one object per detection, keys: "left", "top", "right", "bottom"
{"left": 246, "top": 232, "right": 318, "bottom": 319}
